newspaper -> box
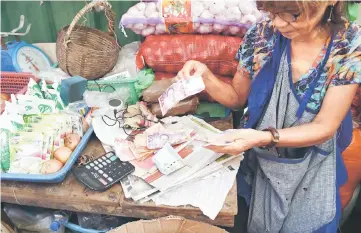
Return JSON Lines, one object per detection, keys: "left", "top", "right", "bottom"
{"left": 158, "top": 76, "right": 205, "bottom": 116}
{"left": 129, "top": 154, "right": 239, "bottom": 204}
{"left": 105, "top": 115, "right": 242, "bottom": 213}
{"left": 130, "top": 116, "right": 231, "bottom": 192}
{"left": 151, "top": 156, "right": 241, "bottom": 220}
{"left": 120, "top": 175, "right": 158, "bottom": 201}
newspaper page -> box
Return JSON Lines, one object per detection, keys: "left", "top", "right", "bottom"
{"left": 151, "top": 156, "right": 242, "bottom": 220}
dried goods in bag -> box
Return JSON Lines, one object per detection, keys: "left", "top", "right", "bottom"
{"left": 136, "top": 34, "right": 242, "bottom": 76}
{"left": 151, "top": 96, "right": 199, "bottom": 117}
{"left": 143, "top": 79, "right": 174, "bottom": 103}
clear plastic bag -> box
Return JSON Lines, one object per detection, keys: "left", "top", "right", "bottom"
{"left": 105, "top": 42, "right": 141, "bottom": 78}
{"left": 119, "top": 0, "right": 263, "bottom": 36}
{"left": 76, "top": 213, "right": 134, "bottom": 231}
{"left": 3, "top": 203, "right": 65, "bottom": 233}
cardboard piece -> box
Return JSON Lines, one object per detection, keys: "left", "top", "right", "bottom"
{"left": 108, "top": 216, "right": 228, "bottom": 233}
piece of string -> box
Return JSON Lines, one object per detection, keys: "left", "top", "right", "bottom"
{"left": 92, "top": 79, "right": 116, "bottom": 92}
{"left": 104, "top": 8, "right": 121, "bottom": 49}
{"left": 101, "top": 102, "right": 161, "bottom": 137}
{"left": 12, "top": 185, "right": 21, "bottom": 205}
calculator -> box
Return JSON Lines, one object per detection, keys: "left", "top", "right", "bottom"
{"left": 73, "top": 152, "right": 135, "bottom": 191}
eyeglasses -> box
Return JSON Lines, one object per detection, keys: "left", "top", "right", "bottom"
{"left": 262, "top": 11, "right": 301, "bottom": 23}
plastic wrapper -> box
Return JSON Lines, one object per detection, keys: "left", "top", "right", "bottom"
{"left": 151, "top": 96, "right": 199, "bottom": 117}
{"left": 22, "top": 124, "right": 55, "bottom": 160}
{"left": 66, "top": 101, "right": 89, "bottom": 116}
{"left": 40, "top": 80, "right": 65, "bottom": 111}
{"left": 9, "top": 132, "right": 44, "bottom": 160}
{"left": 340, "top": 128, "right": 361, "bottom": 208}
{"left": 136, "top": 34, "right": 242, "bottom": 76}
{"left": 7, "top": 95, "right": 57, "bottom": 115}
{"left": 26, "top": 78, "right": 44, "bottom": 99}
{"left": 154, "top": 72, "right": 233, "bottom": 102}
{"left": 120, "top": 0, "right": 263, "bottom": 36}
{"left": 1, "top": 129, "right": 11, "bottom": 172}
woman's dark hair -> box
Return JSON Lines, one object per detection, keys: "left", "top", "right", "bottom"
{"left": 256, "top": 1, "right": 349, "bottom": 31}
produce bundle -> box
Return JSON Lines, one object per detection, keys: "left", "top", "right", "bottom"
{"left": 136, "top": 34, "right": 242, "bottom": 76}
{"left": 120, "top": 0, "right": 263, "bottom": 36}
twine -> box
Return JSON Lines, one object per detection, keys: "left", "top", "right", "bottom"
{"left": 12, "top": 185, "right": 21, "bottom": 205}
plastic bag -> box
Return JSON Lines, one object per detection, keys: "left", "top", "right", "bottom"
{"left": 83, "top": 90, "right": 128, "bottom": 108}
{"left": 119, "top": 0, "right": 263, "bottom": 36}
{"left": 77, "top": 213, "right": 134, "bottom": 231}
{"left": 1, "top": 128, "right": 11, "bottom": 172}
{"left": 136, "top": 34, "right": 242, "bottom": 76}
{"left": 340, "top": 128, "right": 361, "bottom": 209}
{"left": 106, "top": 41, "right": 141, "bottom": 78}
{"left": 134, "top": 68, "right": 155, "bottom": 97}
{"left": 36, "top": 68, "right": 71, "bottom": 84}
{"left": 154, "top": 72, "right": 233, "bottom": 102}
{"left": 4, "top": 203, "right": 65, "bottom": 233}
{"left": 151, "top": 96, "right": 199, "bottom": 117}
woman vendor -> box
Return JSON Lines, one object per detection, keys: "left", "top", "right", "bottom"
{"left": 177, "top": 1, "right": 361, "bottom": 232}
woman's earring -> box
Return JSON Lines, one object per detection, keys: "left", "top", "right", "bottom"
{"left": 327, "top": 4, "right": 334, "bottom": 23}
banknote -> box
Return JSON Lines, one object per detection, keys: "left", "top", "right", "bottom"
{"left": 204, "top": 129, "right": 238, "bottom": 147}
{"left": 114, "top": 138, "right": 136, "bottom": 161}
{"left": 158, "top": 76, "right": 205, "bottom": 116}
{"left": 146, "top": 131, "right": 190, "bottom": 150}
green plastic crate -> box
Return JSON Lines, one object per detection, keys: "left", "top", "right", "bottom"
{"left": 86, "top": 79, "right": 138, "bottom": 105}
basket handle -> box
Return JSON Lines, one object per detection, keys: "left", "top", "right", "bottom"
{"left": 65, "top": 1, "right": 115, "bottom": 40}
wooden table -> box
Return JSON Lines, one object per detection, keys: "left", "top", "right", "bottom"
{"left": 1, "top": 116, "right": 237, "bottom": 227}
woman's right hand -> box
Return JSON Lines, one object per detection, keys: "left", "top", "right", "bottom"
{"left": 176, "top": 60, "right": 212, "bottom": 81}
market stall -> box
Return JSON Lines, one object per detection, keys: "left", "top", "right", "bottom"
{"left": 1, "top": 1, "right": 361, "bottom": 232}
{"left": 0, "top": 1, "right": 252, "bottom": 232}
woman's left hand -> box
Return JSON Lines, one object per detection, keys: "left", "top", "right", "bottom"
{"left": 204, "top": 129, "right": 272, "bottom": 156}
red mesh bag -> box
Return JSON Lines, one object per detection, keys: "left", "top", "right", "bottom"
{"left": 340, "top": 128, "right": 361, "bottom": 209}
{"left": 154, "top": 72, "right": 233, "bottom": 102}
{"left": 136, "top": 34, "right": 242, "bottom": 76}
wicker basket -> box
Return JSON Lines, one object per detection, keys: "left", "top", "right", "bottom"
{"left": 56, "top": 1, "right": 120, "bottom": 80}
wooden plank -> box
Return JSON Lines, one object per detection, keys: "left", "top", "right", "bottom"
{"left": 121, "top": 182, "right": 237, "bottom": 227}
{"left": 1, "top": 222, "right": 16, "bottom": 233}
{"left": 1, "top": 117, "right": 237, "bottom": 227}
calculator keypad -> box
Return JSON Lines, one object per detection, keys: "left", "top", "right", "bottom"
{"left": 73, "top": 152, "right": 135, "bottom": 191}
